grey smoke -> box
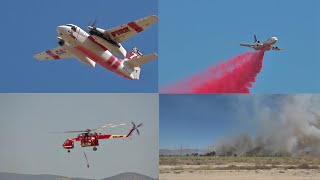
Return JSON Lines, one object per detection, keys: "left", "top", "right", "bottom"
{"left": 215, "top": 94, "right": 320, "bottom": 156}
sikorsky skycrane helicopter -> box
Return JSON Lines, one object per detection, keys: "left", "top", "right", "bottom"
{"left": 51, "top": 122, "right": 142, "bottom": 153}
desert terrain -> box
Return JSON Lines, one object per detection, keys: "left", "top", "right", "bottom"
{"left": 160, "top": 156, "right": 320, "bottom": 180}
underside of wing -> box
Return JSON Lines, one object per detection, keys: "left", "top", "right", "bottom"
{"left": 271, "top": 45, "right": 285, "bottom": 51}
{"left": 240, "top": 43, "right": 254, "bottom": 48}
{"left": 103, "top": 15, "right": 158, "bottom": 43}
{"left": 33, "top": 47, "right": 72, "bottom": 60}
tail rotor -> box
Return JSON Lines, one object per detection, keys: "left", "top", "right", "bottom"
{"left": 131, "top": 122, "right": 143, "bottom": 135}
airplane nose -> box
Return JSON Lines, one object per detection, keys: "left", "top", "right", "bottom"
{"left": 56, "top": 26, "right": 66, "bottom": 35}
{"left": 272, "top": 37, "right": 278, "bottom": 41}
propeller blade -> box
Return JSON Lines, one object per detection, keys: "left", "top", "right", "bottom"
{"left": 131, "top": 122, "right": 136, "bottom": 128}
{"left": 88, "top": 19, "right": 97, "bottom": 27}
{"left": 136, "top": 128, "right": 140, "bottom": 135}
{"left": 91, "top": 19, "right": 97, "bottom": 27}
{"left": 137, "top": 123, "right": 143, "bottom": 128}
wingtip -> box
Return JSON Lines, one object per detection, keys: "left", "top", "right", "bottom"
{"left": 150, "top": 15, "right": 158, "bottom": 21}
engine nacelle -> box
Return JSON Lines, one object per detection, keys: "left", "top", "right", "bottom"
{"left": 92, "top": 34, "right": 127, "bottom": 58}
{"left": 272, "top": 46, "right": 280, "bottom": 50}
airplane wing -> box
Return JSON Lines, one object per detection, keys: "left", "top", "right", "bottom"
{"left": 124, "top": 53, "right": 158, "bottom": 68}
{"left": 103, "top": 15, "right": 158, "bottom": 43}
{"left": 240, "top": 43, "right": 254, "bottom": 48}
{"left": 271, "top": 46, "right": 285, "bottom": 51}
{"left": 33, "top": 47, "right": 72, "bottom": 60}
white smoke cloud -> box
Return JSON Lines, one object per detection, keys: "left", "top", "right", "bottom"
{"left": 215, "top": 94, "right": 320, "bottom": 156}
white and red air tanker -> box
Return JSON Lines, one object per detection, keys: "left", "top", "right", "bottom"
{"left": 33, "top": 15, "right": 158, "bottom": 80}
{"left": 240, "top": 35, "right": 284, "bottom": 51}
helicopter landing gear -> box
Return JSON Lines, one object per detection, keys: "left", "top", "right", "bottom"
{"left": 68, "top": 150, "right": 70, "bottom": 153}
{"left": 93, "top": 147, "right": 97, "bottom": 151}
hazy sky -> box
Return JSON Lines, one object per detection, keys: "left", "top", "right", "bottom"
{"left": 0, "top": 94, "right": 159, "bottom": 179}
{"left": 159, "top": 0, "right": 320, "bottom": 93}
{"left": 0, "top": 0, "right": 158, "bottom": 93}
{"left": 160, "top": 94, "right": 286, "bottom": 149}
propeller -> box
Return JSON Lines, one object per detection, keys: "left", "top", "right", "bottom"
{"left": 88, "top": 19, "right": 97, "bottom": 28}
{"left": 87, "top": 19, "right": 98, "bottom": 35}
{"left": 131, "top": 122, "right": 143, "bottom": 135}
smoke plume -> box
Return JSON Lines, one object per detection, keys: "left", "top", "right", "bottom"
{"left": 161, "top": 51, "right": 264, "bottom": 93}
{"left": 215, "top": 95, "right": 320, "bottom": 156}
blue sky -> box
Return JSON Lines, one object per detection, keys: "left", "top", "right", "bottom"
{"left": 0, "top": 0, "right": 157, "bottom": 93}
{"left": 159, "top": 0, "right": 320, "bottom": 93}
{"left": 0, "top": 94, "right": 159, "bottom": 179}
{"left": 160, "top": 94, "right": 284, "bottom": 149}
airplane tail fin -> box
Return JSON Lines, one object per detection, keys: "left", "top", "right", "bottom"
{"left": 125, "top": 47, "right": 142, "bottom": 59}
{"left": 254, "top": 35, "right": 258, "bottom": 43}
{"left": 124, "top": 47, "right": 158, "bottom": 80}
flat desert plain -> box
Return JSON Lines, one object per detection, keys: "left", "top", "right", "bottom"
{"left": 160, "top": 156, "right": 320, "bottom": 180}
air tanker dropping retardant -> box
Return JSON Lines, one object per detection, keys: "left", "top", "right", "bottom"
{"left": 240, "top": 35, "right": 284, "bottom": 52}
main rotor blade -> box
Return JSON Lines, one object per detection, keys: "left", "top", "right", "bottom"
{"left": 110, "top": 123, "right": 126, "bottom": 128}
{"left": 93, "top": 123, "right": 126, "bottom": 131}
{"left": 49, "top": 130, "right": 86, "bottom": 133}
{"left": 92, "top": 124, "right": 113, "bottom": 131}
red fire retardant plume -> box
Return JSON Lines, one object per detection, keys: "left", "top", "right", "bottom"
{"left": 162, "top": 51, "right": 264, "bottom": 93}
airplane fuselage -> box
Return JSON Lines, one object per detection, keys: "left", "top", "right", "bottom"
{"left": 253, "top": 37, "right": 278, "bottom": 51}
{"left": 57, "top": 25, "right": 136, "bottom": 80}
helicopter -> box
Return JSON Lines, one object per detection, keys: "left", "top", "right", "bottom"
{"left": 51, "top": 122, "right": 142, "bottom": 153}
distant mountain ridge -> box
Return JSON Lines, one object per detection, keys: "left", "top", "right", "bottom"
{"left": 102, "top": 172, "right": 157, "bottom": 180}
{"left": 0, "top": 172, "right": 157, "bottom": 180}
{"left": 159, "top": 148, "right": 206, "bottom": 156}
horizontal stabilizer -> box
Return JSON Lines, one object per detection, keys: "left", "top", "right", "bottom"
{"left": 124, "top": 53, "right": 158, "bottom": 67}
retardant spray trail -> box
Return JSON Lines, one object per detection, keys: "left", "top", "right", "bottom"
{"left": 162, "top": 51, "right": 265, "bottom": 93}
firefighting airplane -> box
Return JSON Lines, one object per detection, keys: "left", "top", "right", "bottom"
{"left": 240, "top": 35, "right": 284, "bottom": 51}
{"left": 33, "top": 15, "right": 158, "bottom": 80}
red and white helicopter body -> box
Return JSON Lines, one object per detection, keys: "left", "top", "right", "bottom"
{"left": 34, "top": 16, "right": 158, "bottom": 80}
{"left": 58, "top": 122, "right": 142, "bottom": 152}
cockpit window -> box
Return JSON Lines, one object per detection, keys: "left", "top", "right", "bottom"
{"left": 65, "top": 24, "right": 77, "bottom": 31}
{"left": 71, "top": 26, "right": 77, "bottom": 32}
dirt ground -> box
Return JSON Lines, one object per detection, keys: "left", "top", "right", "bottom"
{"left": 160, "top": 156, "right": 320, "bottom": 180}
{"left": 160, "top": 168, "right": 320, "bottom": 180}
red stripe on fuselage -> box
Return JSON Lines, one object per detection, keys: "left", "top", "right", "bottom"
{"left": 127, "top": 22, "right": 143, "bottom": 33}
{"left": 107, "top": 55, "right": 116, "bottom": 65}
{"left": 87, "top": 36, "right": 108, "bottom": 51}
{"left": 113, "top": 60, "right": 121, "bottom": 68}
{"left": 46, "top": 50, "right": 60, "bottom": 59}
